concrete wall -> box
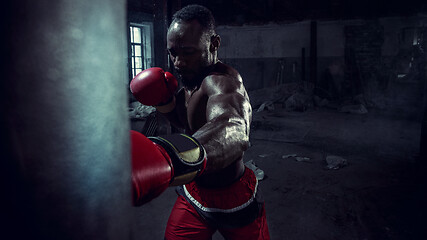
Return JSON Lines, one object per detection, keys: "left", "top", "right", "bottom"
{"left": 218, "top": 21, "right": 345, "bottom": 59}
{"left": 217, "top": 21, "right": 346, "bottom": 90}
{"left": 216, "top": 16, "right": 427, "bottom": 117}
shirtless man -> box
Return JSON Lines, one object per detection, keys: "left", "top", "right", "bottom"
{"left": 130, "top": 4, "right": 270, "bottom": 240}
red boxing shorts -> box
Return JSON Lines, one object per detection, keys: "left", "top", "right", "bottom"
{"left": 165, "top": 167, "right": 270, "bottom": 240}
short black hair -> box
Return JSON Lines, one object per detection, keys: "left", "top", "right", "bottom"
{"left": 171, "top": 4, "right": 216, "bottom": 34}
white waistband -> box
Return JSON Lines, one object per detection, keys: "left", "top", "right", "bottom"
{"left": 182, "top": 179, "right": 258, "bottom": 213}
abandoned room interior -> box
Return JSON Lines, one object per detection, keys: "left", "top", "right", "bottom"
{"left": 2, "top": 0, "right": 427, "bottom": 239}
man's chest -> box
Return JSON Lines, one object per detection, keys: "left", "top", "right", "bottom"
{"left": 184, "top": 89, "right": 208, "bottom": 133}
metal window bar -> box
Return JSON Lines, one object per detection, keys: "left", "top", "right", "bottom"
{"left": 141, "top": 26, "right": 146, "bottom": 70}
{"left": 130, "top": 25, "right": 146, "bottom": 78}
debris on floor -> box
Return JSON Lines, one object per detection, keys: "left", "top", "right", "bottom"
{"left": 339, "top": 104, "right": 368, "bottom": 114}
{"left": 245, "top": 160, "right": 265, "bottom": 180}
{"left": 282, "top": 154, "right": 311, "bottom": 163}
{"left": 295, "top": 156, "right": 311, "bottom": 162}
{"left": 248, "top": 82, "right": 302, "bottom": 110}
{"left": 325, "top": 155, "right": 348, "bottom": 170}
{"left": 313, "top": 95, "right": 329, "bottom": 107}
{"left": 284, "top": 92, "right": 313, "bottom": 112}
{"left": 257, "top": 101, "right": 275, "bottom": 112}
{"left": 282, "top": 153, "right": 298, "bottom": 159}
{"left": 129, "top": 101, "right": 155, "bottom": 119}
{"left": 248, "top": 82, "right": 315, "bottom": 113}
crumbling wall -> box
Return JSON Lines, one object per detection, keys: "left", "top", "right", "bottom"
{"left": 217, "top": 16, "right": 427, "bottom": 117}
{"left": 216, "top": 21, "right": 344, "bottom": 91}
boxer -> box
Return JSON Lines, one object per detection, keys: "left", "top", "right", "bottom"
{"left": 130, "top": 4, "right": 270, "bottom": 240}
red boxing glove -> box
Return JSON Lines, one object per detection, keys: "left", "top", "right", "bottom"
{"left": 131, "top": 130, "right": 172, "bottom": 206}
{"left": 130, "top": 130, "right": 207, "bottom": 206}
{"left": 129, "top": 67, "right": 178, "bottom": 106}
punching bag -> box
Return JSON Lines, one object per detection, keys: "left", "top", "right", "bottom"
{"left": 1, "top": 0, "right": 132, "bottom": 239}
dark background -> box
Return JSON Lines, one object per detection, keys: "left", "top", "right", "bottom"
{"left": 2, "top": 0, "right": 427, "bottom": 239}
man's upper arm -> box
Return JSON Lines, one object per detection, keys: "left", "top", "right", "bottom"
{"left": 204, "top": 75, "right": 251, "bottom": 124}
{"left": 192, "top": 75, "right": 252, "bottom": 170}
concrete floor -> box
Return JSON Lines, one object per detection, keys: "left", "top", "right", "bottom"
{"left": 131, "top": 107, "right": 423, "bottom": 240}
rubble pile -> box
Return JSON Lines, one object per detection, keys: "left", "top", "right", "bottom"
{"left": 248, "top": 82, "right": 314, "bottom": 112}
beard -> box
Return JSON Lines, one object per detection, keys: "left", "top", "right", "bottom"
{"left": 177, "top": 63, "right": 211, "bottom": 91}
{"left": 178, "top": 71, "right": 204, "bottom": 90}
{"left": 174, "top": 51, "right": 213, "bottom": 90}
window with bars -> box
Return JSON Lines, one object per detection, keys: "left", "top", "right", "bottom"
{"left": 129, "top": 23, "right": 153, "bottom": 79}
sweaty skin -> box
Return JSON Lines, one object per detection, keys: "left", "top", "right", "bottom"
{"left": 163, "top": 20, "right": 252, "bottom": 187}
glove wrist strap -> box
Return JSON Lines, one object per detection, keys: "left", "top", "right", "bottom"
{"left": 149, "top": 134, "right": 207, "bottom": 185}
{"left": 155, "top": 96, "right": 176, "bottom": 113}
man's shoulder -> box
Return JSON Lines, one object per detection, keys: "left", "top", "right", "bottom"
{"left": 205, "top": 62, "right": 241, "bottom": 83}
{"left": 203, "top": 73, "right": 240, "bottom": 90}
{"left": 202, "top": 70, "right": 244, "bottom": 96}
{"left": 211, "top": 61, "right": 240, "bottom": 79}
